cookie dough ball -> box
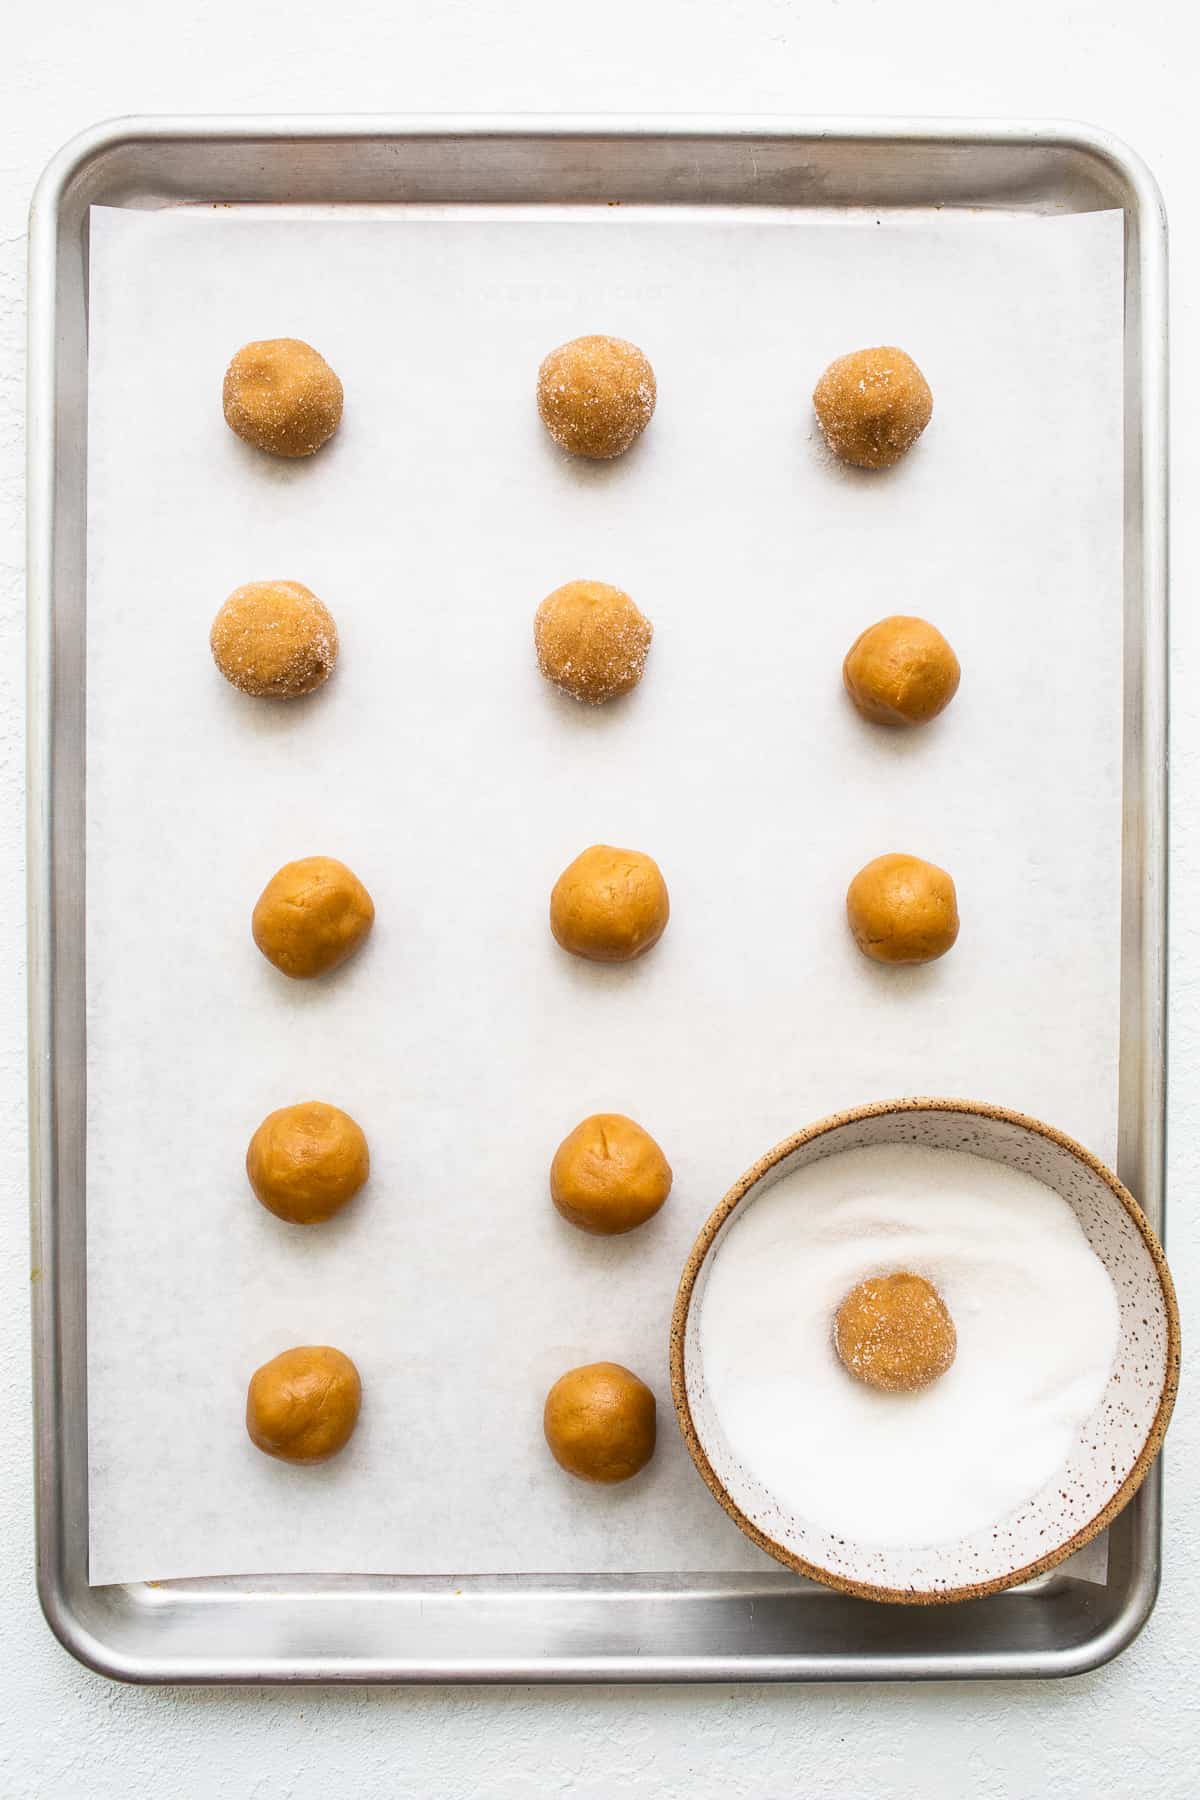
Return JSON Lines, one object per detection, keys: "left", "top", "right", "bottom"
{"left": 223, "top": 337, "right": 343, "bottom": 458}
{"left": 534, "top": 580, "right": 653, "bottom": 705}
{"left": 835, "top": 1272, "right": 957, "bottom": 1393}
{"left": 252, "top": 856, "right": 375, "bottom": 979}
{"left": 843, "top": 615, "right": 960, "bottom": 726}
{"left": 550, "top": 844, "right": 669, "bottom": 963}
{"left": 211, "top": 580, "right": 338, "bottom": 698}
{"left": 551, "top": 1113, "right": 672, "bottom": 1236}
{"left": 543, "top": 1361, "right": 657, "bottom": 1482}
{"left": 813, "top": 346, "right": 932, "bottom": 470}
{"left": 246, "top": 1345, "right": 362, "bottom": 1463}
{"left": 846, "top": 852, "right": 958, "bottom": 965}
{"left": 537, "top": 334, "right": 656, "bottom": 459}
{"left": 247, "top": 1101, "right": 369, "bottom": 1225}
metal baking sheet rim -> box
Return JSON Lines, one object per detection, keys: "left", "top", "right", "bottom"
{"left": 26, "top": 115, "right": 1169, "bottom": 1684}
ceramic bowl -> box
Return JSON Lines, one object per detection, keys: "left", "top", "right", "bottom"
{"left": 670, "top": 1098, "right": 1179, "bottom": 1605}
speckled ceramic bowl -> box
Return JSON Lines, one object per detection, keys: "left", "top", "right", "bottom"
{"left": 671, "top": 1099, "right": 1179, "bottom": 1605}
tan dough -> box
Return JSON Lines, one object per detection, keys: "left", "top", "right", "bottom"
{"left": 246, "top": 1101, "right": 369, "bottom": 1225}
{"left": 835, "top": 1272, "right": 957, "bottom": 1392}
{"left": 211, "top": 580, "right": 338, "bottom": 698}
{"left": 245, "top": 1344, "right": 362, "bottom": 1462}
{"left": 534, "top": 580, "right": 653, "bottom": 704}
{"left": 252, "top": 856, "right": 375, "bottom": 979}
{"left": 846, "top": 853, "right": 958, "bottom": 965}
{"left": 223, "top": 337, "right": 343, "bottom": 458}
{"left": 813, "top": 346, "right": 932, "bottom": 470}
{"left": 543, "top": 1361, "right": 657, "bottom": 1482}
{"left": 537, "top": 335, "right": 656, "bottom": 459}
{"left": 550, "top": 1113, "right": 672, "bottom": 1235}
{"left": 549, "top": 844, "right": 669, "bottom": 963}
{"left": 843, "top": 615, "right": 960, "bottom": 726}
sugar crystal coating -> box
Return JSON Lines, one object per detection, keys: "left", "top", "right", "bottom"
{"left": 813, "top": 346, "right": 932, "bottom": 469}
{"left": 210, "top": 580, "right": 338, "bottom": 698}
{"left": 534, "top": 579, "right": 653, "bottom": 704}
{"left": 537, "top": 334, "right": 656, "bottom": 459}
{"left": 223, "top": 337, "right": 343, "bottom": 458}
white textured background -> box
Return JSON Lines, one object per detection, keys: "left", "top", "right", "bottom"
{"left": 1, "top": 2, "right": 1195, "bottom": 1796}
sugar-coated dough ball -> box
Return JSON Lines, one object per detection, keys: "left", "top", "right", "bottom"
{"left": 211, "top": 580, "right": 338, "bottom": 698}
{"left": 246, "top": 1101, "right": 369, "bottom": 1225}
{"left": 843, "top": 615, "right": 960, "bottom": 726}
{"left": 246, "top": 1345, "right": 362, "bottom": 1462}
{"left": 846, "top": 853, "right": 958, "bottom": 965}
{"left": 550, "top": 1113, "right": 672, "bottom": 1236}
{"left": 543, "top": 1361, "right": 657, "bottom": 1482}
{"left": 223, "top": 337, "right": 343, "bottom": 458}
{"left": 537, "top": 335, "right": 656, "bottom": 459}
{"left": 550, "top": 844, "right": 669, "bottom": 963}
{"left": 813, "top": 346, "right": 932, "bottom": 470}
{"left": 534, "top": 580, "right": 653, "bottom": 705}
{"left": 252, "top": 856, "right": 375, "bottom": 979}
{"left": 835, "top": 1272, "right": 957, "bottom": 1393}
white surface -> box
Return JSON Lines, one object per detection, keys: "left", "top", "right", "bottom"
{"left": 699, "top": 1145, "right": 1120, "bottom": 1554}
{"left": 84, "top": 202, "right": 1121, "bottom": 1585}
{"left": 1, "top": 1, "right": 1197, "bottom": 1796}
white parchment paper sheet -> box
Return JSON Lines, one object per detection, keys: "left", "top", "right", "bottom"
{"left": 85, "top": 202, "right": 1124, "bottom": 1583}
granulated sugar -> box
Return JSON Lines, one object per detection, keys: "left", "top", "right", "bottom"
{"left": 699, "top": 1144, "right": 1120, "bottom": 1549}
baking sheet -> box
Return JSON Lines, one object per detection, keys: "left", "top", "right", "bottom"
{"left": 85, "top": 201, "right": 1124, "bottom": 1584}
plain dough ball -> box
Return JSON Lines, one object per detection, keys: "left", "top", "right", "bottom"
{"left": 843, "top": 615, "right": 960, "bottom": 726}
{"left": 846, "top": 853, "right": 959, "bottom": 965}
{"left": 550, "top": 1113, "right": 673, "bottom": 1235}
{"left": 835, "top": 1272, "right": 957, "bottom": 1393}
{"left": 813, "top": 346, "right": 932, "bottom": 469}
{"left": 252, "top": 856, "right": 375, "bottom": 979}
{"left": 534, "top": 580, "right": 653, "bottom": 704}
{"left": 550, "top": 844, "right": 669, "bottom": 962}
{"left": 223, "top": 337, "right": 343, "bottom": 458}
{"left": 537, "top": 335, "right": 656, "bottom": 459}
{"left": 247, "top": 1101, "right": 369, "bottom": 1225}
{"left": 211, "top": 580, "right": 338, "bottom": 698}
{"left": 246, "top": 1345, "right": 362, "bottom": 1462}
{"left": 543, "top": 1361, "right": 657, "bottom": 1482}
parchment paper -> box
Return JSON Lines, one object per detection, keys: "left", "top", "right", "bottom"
{"left": 86, "top": 202, "right": 1124, "bottom": 1583}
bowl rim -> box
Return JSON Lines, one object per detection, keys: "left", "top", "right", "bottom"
{"left": 669, "top": 1096, "right": 1181, "bottom": 1607}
